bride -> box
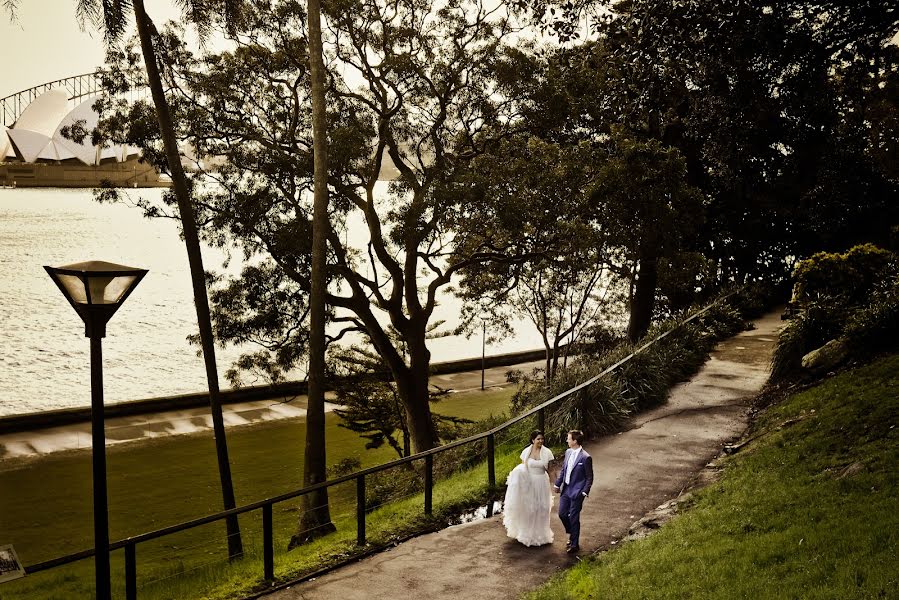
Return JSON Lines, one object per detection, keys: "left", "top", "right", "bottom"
{"left": 502, "top": 430, "right": 554, "bottom": 546}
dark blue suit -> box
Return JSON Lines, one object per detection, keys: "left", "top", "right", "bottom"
{"left": 555, "top": 447, "right": 594, "bottom": 548}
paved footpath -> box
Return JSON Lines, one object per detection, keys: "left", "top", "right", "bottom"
{"left": 265, "top": 310, "right": 783, "bottom": 600}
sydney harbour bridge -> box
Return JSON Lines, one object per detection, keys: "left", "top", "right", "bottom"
{"left": 0, "top": 72, "right": 105, "bottom": 128}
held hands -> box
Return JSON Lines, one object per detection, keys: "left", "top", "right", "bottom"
{"left": 552, "top": 485, "right": 560, "bottom": 493}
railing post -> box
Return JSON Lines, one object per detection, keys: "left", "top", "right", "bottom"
{"left": 486, "top": 433, "right": 497, "bottom": 518}
{"left": 263, "top": 504, "right": 274, "bottom": 583}
{"left": 356, "top": 475, "right": 366, "bottom": 546}
{"left": 487, "top": 433, "right": 495, "bottom": 488}
{"left": 125, "top": 542, "right": 136, "bottom": 600}
{"left": 424, "top": 454, "right": 433, "bottom": 516}
{"left": 537, "top": 407, "right": 545, "bottom": 433}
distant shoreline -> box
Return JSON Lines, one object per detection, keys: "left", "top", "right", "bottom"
{"left": 0, "top": 347, "right": 555, "bottom": 434}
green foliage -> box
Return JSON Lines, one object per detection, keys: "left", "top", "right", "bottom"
{"left": 792, "top": 244, "right": 897, "bottom": 304}
{"left": 727, "top": 281, "right": 787, "bottom": 320}
{"left": 772, "top": 245, "right": 899, "bottom": 382}
{"left": 512, "top": 291, "right": 753, "bottom": 440}
{"left": 770, "top": 302, "right": 847, "bottom": 382}
{"left": 364, "top": 464, "right": 424, "bottom": 512}
{"left": 843, "top": 280, "right": 899, "bottom": 353}
{"left": 330, "top": 347, "right": 473, "bottom": 459}
{"left": 590, "top": 131, "right": 705, "bottom": 268}
{"left": 327, "top": 457, "right": 362, "bottom": 479}
{"left": 525, "top": 352, "right": 899, "bottom": 600}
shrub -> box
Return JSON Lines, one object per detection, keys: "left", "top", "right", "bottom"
{"left": 772, "top": 246, "right": 899, "bottom": 382}
{"left": 770, "top": 301, "right": 848, "bottom": 382}
{"left": 433, "top": 414, "right": 509, "bottom": 479}
{"left": 364, "top": 464, "right": 423, "bottom": 512}
{"left": 541, "top": 360, "right": 634, "bottom": 440}
{"left": 843, "top": 280, "right": 899, "bottom": 353}
{"left": 728, "top": 281, "right": 786, "bottom": 319}
{"left": 791, "top": 244, "right": 897, "bottom": 305}
{"left": 513, "top": 289, "right": 754, "bottom": 439}
{"left": 328, "top": 457, "right": 362, "bottom": 479}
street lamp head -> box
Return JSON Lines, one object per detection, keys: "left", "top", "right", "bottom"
{"left": 44, "top": 260, "right": 148, "bottom": 338}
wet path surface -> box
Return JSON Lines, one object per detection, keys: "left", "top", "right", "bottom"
{"left": 263, "top": 311, "right": 783, "bottom": 600}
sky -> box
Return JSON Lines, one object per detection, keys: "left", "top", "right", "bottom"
{"left": 0, "top": 0, "right": 181, "bottom": 99}
{"left": 4, "top": 3, "right": 898, "bottom": 102}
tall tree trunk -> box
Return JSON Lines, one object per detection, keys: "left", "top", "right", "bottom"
{"left": 289, "top": 0, "right": 334, "bottom": 548}
{"left": 396, "top": 332, "right": 439, "bottom": 453}
{"left": 132, "top": 0, "right": 242, "bottom": 559}
{"left": 627, "top": 249, "right": 659, "bottom": 342}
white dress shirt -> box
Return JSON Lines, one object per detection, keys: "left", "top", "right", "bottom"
{"left": 564, "top": 447, "right": 582, "bottom": 485}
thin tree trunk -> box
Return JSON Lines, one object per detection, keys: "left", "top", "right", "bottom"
{"left": 289, "top": 0, "right": 334, "bottom": 548}
{"left": 132, "top": 0, "right": 242, "bottom": 559}
{"left": 627, "top": 250, "right": 658, "bottom": 342}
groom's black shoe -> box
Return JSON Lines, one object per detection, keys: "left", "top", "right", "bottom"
{"left": 566, "top": 545, "right": 579, "bottom": 554}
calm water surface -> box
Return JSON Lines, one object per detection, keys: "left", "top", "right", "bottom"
{"left": 0, "top": 188, "right": 541, "bottom": 416}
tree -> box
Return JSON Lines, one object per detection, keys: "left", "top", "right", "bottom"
{"left": 330, "top": 347, "right": 471, "bottom": 460}
{"left": 104, "top": 0, "right": 568, "bottom": 455}
{"left": 293, "top": 0, "right": 335, "bottom": 548}
{"left": 6, "top": 0, "right": 246, "bottom": 558}
{"left": 453, "top": 133, "right": 625, "bottom": 380}
{"left": 590, "top": 132, "right": 703, "bottom": 340}
{"left": 132, "top": 0, "right": 246, "bottom": 559}
{"left": 521, "top": 0, "right": 899, "bottom": 282}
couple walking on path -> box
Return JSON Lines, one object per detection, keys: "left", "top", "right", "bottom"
{"left": 264, "top": 311, "right": 782, "bottom": 600}
{"left": 503, "top": 429, "right": 594, "bottom": 553}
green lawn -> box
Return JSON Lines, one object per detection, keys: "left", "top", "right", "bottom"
{"left": 525, "top": 353, "right": 899, "bottom": 600}
{"left": 0, "top": 386, "right": 515, "bottom": 599}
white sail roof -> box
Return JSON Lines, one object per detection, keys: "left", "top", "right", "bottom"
{"left": 0, "top": 128, "right": 12, "bottom": 158}
{"left": 37, "top": 139, "right": 77, "bottom": 161}
{"left": 13, "top": 89, "right": 70, "bottom": 138}
{"left": 54, "top": 97, "right": 103, "bottom": 165}
{"left": 7, "top": 129, "right": 51, "bottom": 163}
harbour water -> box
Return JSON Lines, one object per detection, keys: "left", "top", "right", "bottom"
{"left": 0, "top": 187, "right": 543, "bottom": 417}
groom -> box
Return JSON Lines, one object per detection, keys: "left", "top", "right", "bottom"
{"left": 553, "top": 429, "right": 594, "bottom": 553}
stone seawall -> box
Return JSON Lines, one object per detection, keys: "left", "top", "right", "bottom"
{"left": 0, "top": 347, "right": 553, "bottom": 434}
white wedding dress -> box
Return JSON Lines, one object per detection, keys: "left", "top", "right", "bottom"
{"left": 502, "top": 444, "right": 554, "bottom": 546}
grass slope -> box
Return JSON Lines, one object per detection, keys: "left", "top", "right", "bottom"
{"left": 0, "top": 387, "right": 514, "bottom": 599}
{"left": 526, "top": 353, "right": 899, "bottom": 600}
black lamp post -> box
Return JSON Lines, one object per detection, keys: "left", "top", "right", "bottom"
{"left": 44, "top": 261, "right": 147, "bottom": 600}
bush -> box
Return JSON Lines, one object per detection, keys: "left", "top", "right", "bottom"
{"left": 772, "top": 245, "right": 899, "bottom": 382}
{"left": 728, "top": 281, "right": 787, "bottom": 319}
{"left": 791, "top": 244, "right": 897, "bottom": 305}
{"left": 433, "top": 414, "right": 509, "bottom": 479}
{"left": 540, "top": 360, "right": 634, "bottom": 440}
{"left": 843, "top": 280, "right": 899, "bottom": 353}
{"left": 512, "top": 289, "right": 754, "bottom": 440}
{"left": 328, "top": 457, "right": 362, "bottom": 479}
{"left": 770, "top": 301, "right": 847, "bottom": 382}
{"left": 364, "top": 464, "right": 423, "bottom": 512}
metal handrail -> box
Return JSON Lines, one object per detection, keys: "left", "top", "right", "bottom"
{"left": 21, "top": 288, "right": 741, "bottom": 595}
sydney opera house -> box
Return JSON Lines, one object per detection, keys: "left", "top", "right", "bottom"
{"left": 0, "top": 87, "right": 165, "bottom": 187}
